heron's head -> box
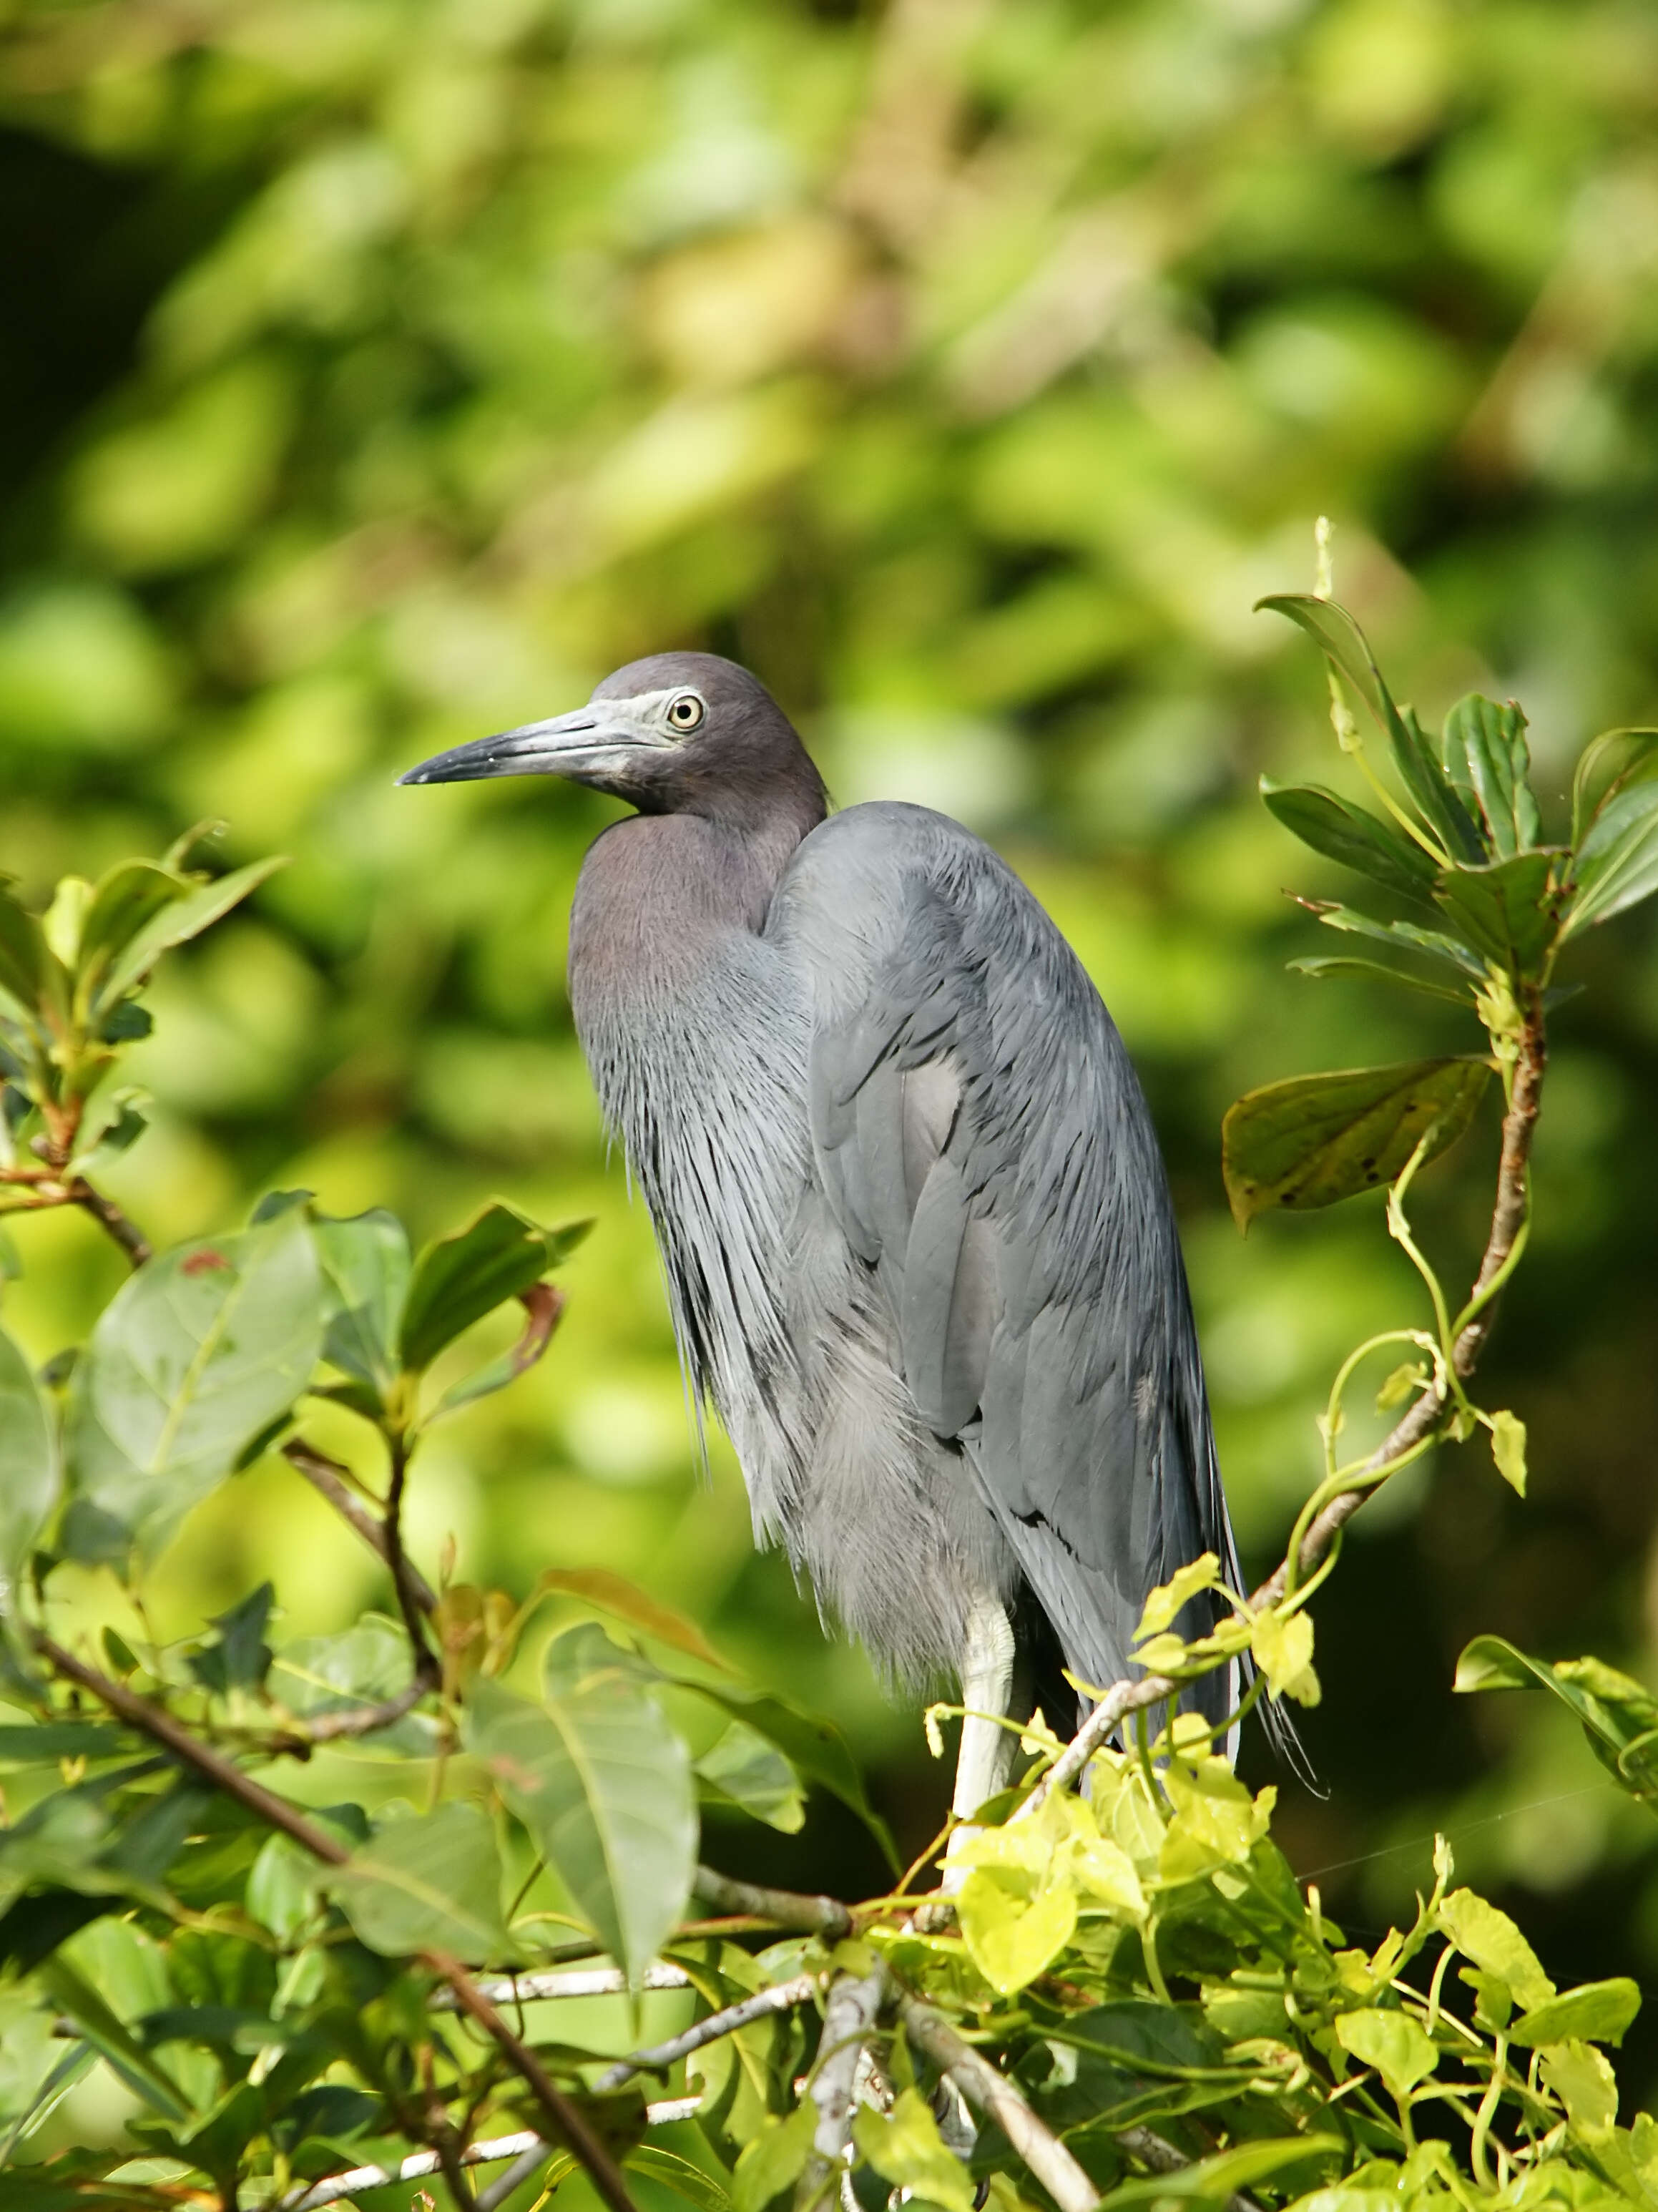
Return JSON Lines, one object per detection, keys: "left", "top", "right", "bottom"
{"left": 398, "top": 650, "right": 825, "bottom": 827}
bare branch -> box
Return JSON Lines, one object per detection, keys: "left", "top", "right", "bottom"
{"left": 595, "top": 1974, "right": 818, "bottom": 2092}
{"left": 693, "top": 1863, "right": 852, "bottom": 1939}
{"left": 384, "top": 1427, "right": 441, "bottom": 1692}
{"left": 282, "top": 2104, "right": 699, "bottom": 2212}
{"left": 799, "top": 1963, "right": 887, "bottom": 2207}
{"left": 1029, "top": 1005, "right": 1548, "bottom": 1809}
{"left": 69, "top": 1177, "right": 153, "bottom": 1267}
{"left": 898, "top": 1994, "right": 1098, "bottom": 2212}
{"left": 435, "top": 1964, "right": 692, "bottom": 2008}
{"left": 283, "top": 1439, "right": 438, "bottom": 1613}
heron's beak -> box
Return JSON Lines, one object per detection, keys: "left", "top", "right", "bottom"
{"left": 397, "top": 707, "right": 667, "bottom": 786}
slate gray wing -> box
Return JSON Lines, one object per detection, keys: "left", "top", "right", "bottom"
{"left": 768, "top": 800, "right": 1240, "bottom": 1721}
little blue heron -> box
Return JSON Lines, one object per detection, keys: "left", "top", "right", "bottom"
{"left": 402, "top": 654, "right": 1267, "bottom": 1818}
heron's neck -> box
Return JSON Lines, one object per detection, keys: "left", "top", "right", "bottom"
{"left": 569, "top": 801, "right": 816, "bottom": 989}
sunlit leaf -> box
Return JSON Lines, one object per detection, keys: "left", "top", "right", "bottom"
{"left": 533, "top": 1566, "right": 730, "bottom": 1673}
{"left": 1542, "top": 2040, "right": 1618, "bottom": 2134}
{"left": 466, "top": 1677, "right": 695, "bottom": 1985}
{"left": 1306, "top": 901, "right": 1486, "bottom": 977}
{"left": 854, "top": 2088, "right": 976, "bottom": 2212}
{"left": 1333, "top": 2007, "right": 1437, "bottom": 2099}
{"left": 73, "top": 862, "right": 190, "bottom": 1007}
{"left": 731, "top": 2099, "right": 815, "bottom": 2212}
{"left": 1222, "top": 1057, "right": 1490, "bottom": 1228}
{"left": 60, "top": 1211, "right": 323, "bottom": 1568}
{"left": 1438, "top": 1889, "right": 1554, "bottom": 2011}
{"left": 92, "top": 856, "right": 288, "bottom": 1014}
{"left": 1509, "top": 1979, "right": 1640, "bottom": 2050}
{"left": 1571, "top": 728, "right": 1658, "bottom": 846}
{"left": 695, "top": 1721, "right": 805, "bottom": 1834}
{"left": 1437, "top": 695, "right": 1541, "bottom": 857}
{"left": 1288, "top": 954, "right": 1469, "bottom": 1004}
{"left": 329, "top": 1802, "right": 509, "bottom": 1965}
{"left": 312, "top": 1208, "right": 411, "bottom": 1406}
{"left": 0, "top": 881, "right": 51, "bottom": 1025}
{"left": 1251, "top": 1607, "right": 1320, "bottom": 1706}
{"left": 1261, "top": 780, "right": 1437, "bottom": 901}
{"left": 36, "top": 1957, "right": 192, "bottom": 2121}
{"left": 1564, "top": 781, "right": 1658, "bottom": 935}
{"left": 1488, "top": 1409, "right": 1526, "bottom": 1495}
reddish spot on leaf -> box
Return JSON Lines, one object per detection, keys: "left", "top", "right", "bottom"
{"left": 181, "top": 1248, "right": 232, "bottom": 1276}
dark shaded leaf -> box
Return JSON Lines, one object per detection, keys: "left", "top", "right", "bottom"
{"left": 466, "top": 1675, "right": 695, "bottom": 1984}
{"left": 1456, "top": 1636, "right": 1658, "bottom": 1811}
{"left": 1261, "top": 780, "right": 1437, "bottom": 901}
{"left": 1434, "top": 849, "right": 1570, "bottom": 975}
{"left": 1288, "top": 955, "right": 1469, "bottom": 1005}
{"left": 329, "top": 1801, "right": 509, "bottom": 1964}
{"left": 691, "top": 1684, "right": 899, "bottom": 1871}
{"left": 0, "top": 1322, "right": 57, "bottom": 1606}
{"left": 60, "top": 1211, "right": 323, "bottom": 1568}
{"left": 1257, "top": 595, "right": 1483, "bottom": 858}
{"left": 1438, "top": 695, "right": 1542, "bottom": 856}
{"left": 187, "top": 1582, "right": 275, "bottom": 1695}
{"left": 0, "top": 1724, "right": 129, "bottom": 1764}
{"left": 1571, "top": 728, "right": 1658, "bottom": 845}
{"left": 1564, "top": 782, "right": 1658, "bottom": 935}
{"left": 0, "top": 881, "right": 47, "bottom": 1020}
{"left": 400, "top": 1200, "right": 589, "bottom": 1371}
{"left": 36, "top": 1959, "right": 192, "bottom": 2121}
{"left": 1222, "top": 1058, "right": 1491, "bottom": 1228}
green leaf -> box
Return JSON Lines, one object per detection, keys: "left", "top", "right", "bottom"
{"left": 73, "top": 863, "right": 190, "bottom": 1007}
{"left": 0, "top": 1323, "right": 57, "bottom": 1608}
{"left": 35, "top": 1958, "right": 192, "bottom": 2122}
{"left": 1509, "top": 1978, "right": 1641, "bottom": 2050}
{"left": 1571, "top": 728, "right": 1658, "bottom": 845}
{"left": 1257, "top": 594, "right": 1484, "bottom": 859}
{"left": 329, "top": 1801, "right": 509, "bottom": 1964}
{"left": 1222, "top": 1057, "right": 1490, "bottom": 1229}
{"left": 731, "top": 2099, "right": 815, "bottom": 2212}
{"left": 0, "top": 882, "right": 46, "bottom": 1020}
{"left": 691, "top": 1685, "right": 899, "bottom": 1872}
{"left": 1453, "top": 1635, "right": 1658, "bottom": 1809}
{"left": 533, "top": 1566, "right": 730, "bottom": 1673}
{"left": 1434, "top": 849, "right": 1569, "bottom": 976}
{"left": 1160, "top": 1758, "right": 1273, "bottom": 1881}
{"left": 313, "top": 1208, "right": 411, "bottom": 1406}
{"left": 695, "top": 1721, "right": 805, "bottom": 1834}
{"left": 1135, "top": 1553, "right": 1221, "bottom": 1640}
{"left": 1438, "top": 695, "right": 1542, "bottom": 857}
{"left": 268, "top": 1617, "right": 438, "bottom": 1756}
{"left": 1565, "top": 781, "right": 1658, "bottom": 935}
{"left": 466, "top": 1677, "right": 695, "bottom": 1985}
{"left": 1488, "top": 1410, "right": 1526, "bottom": 1495}
{"left": 1306, "top": 901, "right": 1486, "bottom": 977}
{"left": 400, "top": 1200, "right": 589, "bottom": 1371}
{"left": 60, "top": 1211, "right": 323, "bottom": 1568}
{"left": 854, "top": 2088, "right": 976, "bottom": 2212}
{"left": 1542, "top": 2040, "right": 1619, "bottom": 2134}
{"left": 1287, "top": 954, "right": 1470, "bottom": 1005}
{"left": 1251, "top": 1607, "right": 1320, "bottom": 1706}
{"left": 1261, "top": 780, "right": 1438, "bottom": 901}
{"left": 92, "top": 856, "right": 288, "bottom": 1014}
{"left": 1333, "top": 2008, "right": 1438, "bottom": 2100}
{"left": 187, "top": 1582, "right": 275, "bottom": 1695}
{"left": 1102, "top": 2135, "right": 1345, "bottom": 2210}
{"left": 1438, "top": 1888, "right": 1554, "bottom": 2011}
{"left": 627, "top": 2146, "right": 732, "bottom": 2212}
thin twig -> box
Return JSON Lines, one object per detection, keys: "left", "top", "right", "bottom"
{"left": 280, "top": 2106, "right": 698, "bottom": 2212}
{"left": 1117, "top": 2123, "right": 1258, "bottom": 2212}
{"left": 288, "top": 1672, "right": 432, "bottom": 1746}
{"left": 898, "top": 1994, "right": 1098, "bottom": 2212}
{"left": 693, "top": 1864, "right": 852, "bottom": 1939}
{"left": 799, "top": 1963, "right": 887, "bottom": 2207}
{"left": 283, "top": 1439, "right": 439, "bottom": 1613}
{"left": 595, "top": 1974, "right": 818, "bottom": 2092}
{"left": 384, "top": 1427, "right": 440, "bottom": 1690}
{"left": 435, "top": 1965, "right": 692, "bottom": 2009}
{"left": 69, "top": 1178, "right": 152, "bottom": 1266}
{"left": 1028, "top": 1006, "right": 1547, "bottom": 1809}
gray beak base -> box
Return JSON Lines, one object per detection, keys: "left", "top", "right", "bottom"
{"left": 397, "top": 711, "right": 603, "bottom": 787}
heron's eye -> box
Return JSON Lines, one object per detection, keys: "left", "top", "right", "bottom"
{"left": 667, "top": 693, "right": 705, "bottom": 732}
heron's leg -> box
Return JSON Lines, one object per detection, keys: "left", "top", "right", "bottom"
{"left": 942, "top": 1598, "right": 1016, "bottom": 1889}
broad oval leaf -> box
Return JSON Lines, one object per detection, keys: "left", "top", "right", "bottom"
{"left": 695, "top": 1720, "right": 805, "bottom": 1834}
{"left": 313, "top": 1208, "right": 411, "bottom": 1406}
{"left": 400, "top": 1200, "right": 589, "bottom": 1371}
{"left": 1439, "top": 1888, "right": 1554, "bottom": 2011}
{"left": 329, "top": 1801, "right": 509, "bottom": 1965}
{"left": 1509, "top": 1978, "right": 1641, "bottom": 2051}
{"left": 0, "top": 1323, "right": 58, "bottom": 1605}
{"left": 61, "top": 1211, "right": 323, "bottom": 1569}
{"left": 1333, "top": 2007, "right": 1437, "bottom": 2099}
{"left": 1434, "top": 849, "right": 1570, "bottom": 976}
{"left": 1261, "top": 780, "right": 1437, "bottom": 901}
{"left": 1438, "top": 695, "right": 1542, "bottom": 858}
{"left": 1564, "top": 781, "right": 1658, "bottom": 936}
{"left": 1257, "top": 594, "right": 1484, "bottom": 859}
{"left": 465, "top": 1676, "right": 695, "bottom": 1985}
{"left": 1222, "top": 1058, "right": 1490, "bottom": 1229}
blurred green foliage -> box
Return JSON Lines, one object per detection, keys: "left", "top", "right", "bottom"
{"left": 2, "top": 0, "right": 1658, "bottom": 2133}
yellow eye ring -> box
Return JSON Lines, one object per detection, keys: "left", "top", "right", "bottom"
{"left": 667, "top": 693, "right": 705, "bottom": 731}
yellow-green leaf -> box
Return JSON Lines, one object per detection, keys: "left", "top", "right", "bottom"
{"left": 1160, "top": 1759, "right": 1274, "bottom": 1881}
{"left": 1135, "top": 1552, "right": 1221, "bottom": 1640}
{"left": 1438, "top": 1889, "right": 1554, "bottom": 2011}
{"left": 854, "top": 2088, "right": 976, "bottom": 2212}
{"left": 731, "top": 2100, "right": 815, "bottom": 2212}
{"left": 1542, "top": 2040, "right": 1619, "bottom": 2134}
{"left": 1334, "top": 2008, "right": 1438, "bottom": 2100}
{"left": 1488, "top": 1410, "right": 1527, "bottom": 1495}
{"left": 1509, "top": 1979, "right": 1641, "bottom": 2050}
{"left": 1250, "top": 1607, "right": 1321, "bottom": 1706}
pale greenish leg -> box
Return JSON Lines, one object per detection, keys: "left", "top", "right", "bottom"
{"left": 942, "top": 1598, "right": 1016, "bottom": 1892}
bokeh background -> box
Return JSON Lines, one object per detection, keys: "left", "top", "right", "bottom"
{"left": 4, "top": 0, "right": 1658, "bottom": 2099}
